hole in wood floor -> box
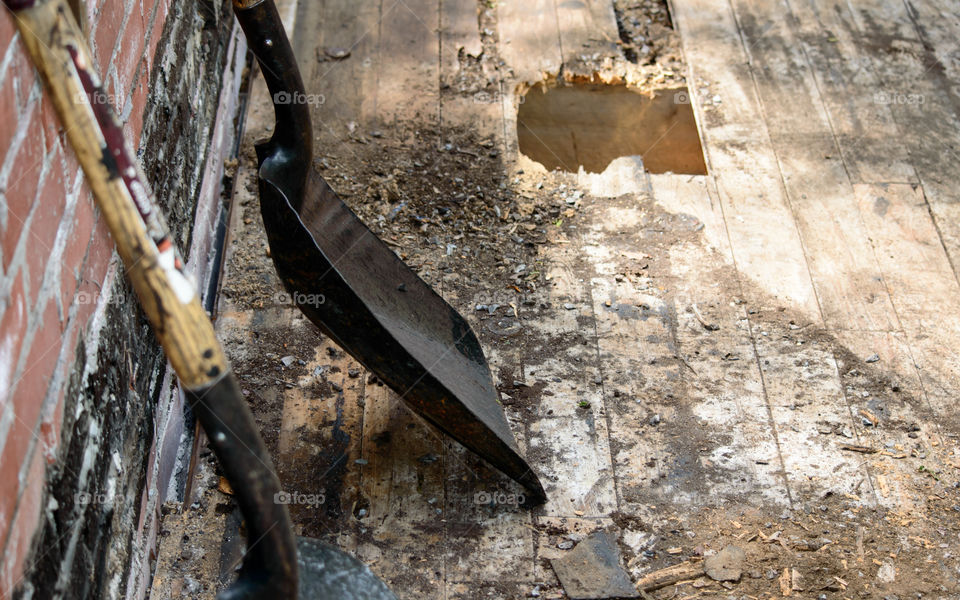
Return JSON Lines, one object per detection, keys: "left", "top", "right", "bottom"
{"left": 517, "top": 83, "right": 707, "bottom": 175}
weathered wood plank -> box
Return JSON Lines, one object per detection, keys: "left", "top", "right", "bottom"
{"left": 359, "top": 382, "right": 447, "bottom": 598}
{"left": 528, "top": 239, "right": 616, "bottom": 517}
{"left": 377, "top": 0, "right": 440, "bottom": 129}
{"left": 670, "top": 0, "right": 820, "bottom": 320}
{"left": 839, "top": 0, "right": 960, "bottom": 277}
{"left": 854, "top": 183, "right": 960, "bottom": 417}
{"left": 439, "top": 0, "right": 502, "bottom": 142}
{"left": 274, "top": 336, "right": 367, "bottom": 537}
{"left": 440, "top": 0, "right": 482, "bottom": 76}
{"left": 730, "top": 0, "right": 897, "bottom": 331}
{"left": 497, "top": 0, "right": 563, "bottom": 85}
{"left": 652, "top": 174, "right": 792, "bottom": 505}
{"left": 672, "top": 0, "right": 888, "bottom": 510}
{"left": 555, "top": 0, "right": 621, "bottom": 66}
{"left": 294, "top": 0, "right": 382, "bottom": 136}
{"left": 787, "top": 0, "right": 916, "bottom": 183}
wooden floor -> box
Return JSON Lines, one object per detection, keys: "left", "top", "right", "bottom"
{"left": 153, "top": 0, "right": 960, "bottom": 598}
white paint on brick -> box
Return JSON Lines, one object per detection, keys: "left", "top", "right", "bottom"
{"left": 0, "top": 148, "right": 65, "bottom": 412}
{"left": 0, "top": 289, "right": 25, "bottom": 406}
{"left": 51, "top": 410, "right": 104, "bottom": 596}
{"left": 79, "top": 259, "right": 120, "bottom": 384}
{"left": 0, "top": 29, "right": 23, "bottom": 228}
{"left": 0, "top": 62, "right": 39, "bottom": 237}
{"left": 0, "top": 398, "right": 14, "bottom": 475}
{"left": 0, "top": 31, "right": 20, "bottom": 88}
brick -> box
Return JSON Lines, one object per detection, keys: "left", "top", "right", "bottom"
{"left": 143, "top": 0, "right": 171, "bottom": 77}
{"left": 1, "top": 109, "right": 44, "bottom": 273}
{"left": 0, "top": 8, "right": 15, "bottom": 45}
{"left": 37, "top": 322, "right": 81, "bottom": 465}
{"left": 84, "top": 0, "right": 99, "bottom": 31}
{"left": 0, "top": 447, "right": 45, "bottom": 597}
{"left": 58, "top": 189, "right": 95, "bottom": 319}
{"left": 79, "top": 216, "right": 114, "bottom": 303}
{"left": 23, "top": 148, "right": 67, "bottom": 302}
{"left": 37, "top": 94, "right": 64, "bottom": 155}
{"left": 0, "top": 47, "right": 37, "bottom": 160}
{"left": 92, "top": 0, "right": 125, "bottom": 73}
{"left": 62, "top": 142, "right": 81, "bottom": 182}
{"left": 11, "top": 53, "right": 39, "bottom": 115}
{"left": 70, "top": 201, "right": 112, "bottom": 333}
{"left": 0, "top": 298, "right": 60, "bottom": 557}
{"left": 115, "top": 5, "right": 147, "bottom": 95}
{"left": 9, "top": 297, "right": 62, "bottom": 413}
{"left": 0, "top": 66, "right": 18, "bottom": 165}
{"left": 124, "top": 78, "right": 149, "bottom": 143}
{"left": 0, "top": 272, "right": 27, "bottom": 407}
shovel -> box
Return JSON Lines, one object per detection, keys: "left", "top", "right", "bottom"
{"left": 232, "top": 0, "right": 546, "bottom": 505}
{"left": 5, "top": 0, "right": 394, "bottom": 597}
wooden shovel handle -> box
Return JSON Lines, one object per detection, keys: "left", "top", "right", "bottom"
{"left": 4, "top": 1, "right": 298, "bottom": 597}
{"left": 7, "top": 0, "right": 225, "bottom": 387}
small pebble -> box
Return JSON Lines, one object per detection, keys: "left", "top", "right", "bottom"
{"left": 324, "top": 46, "right": 351, "bottom": 59}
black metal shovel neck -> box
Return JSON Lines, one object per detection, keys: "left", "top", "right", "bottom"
{"left": 234, "top": 0, "right": 311, "bottom": 211}
{"left": 234, "top": 0, "right": 546, "bottom": 505}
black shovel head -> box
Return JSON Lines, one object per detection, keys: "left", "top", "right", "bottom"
{"left": 256, "top": 159, "right": 545, "bottom": 504}
{"left": 298, "top": 538, "right": 395, "bottom": 599}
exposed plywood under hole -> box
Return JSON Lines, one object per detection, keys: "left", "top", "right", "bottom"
{"left": 517, "top": 84, "right": 707, "bottom": 175}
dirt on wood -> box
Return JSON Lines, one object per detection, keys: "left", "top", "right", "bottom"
{"left": 159, "top": 0, "right": 960, "bottom": 598}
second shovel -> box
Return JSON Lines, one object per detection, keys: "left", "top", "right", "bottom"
{"left": 232, "top": 0, "right": 545, "bottom": 504}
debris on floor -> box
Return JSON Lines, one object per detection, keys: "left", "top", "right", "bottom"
{"left": 550, "top": 530, "right": 639, "bottom": 599}
{"left": 703, "top": 544, "right": 744, "bottom": 582}
{"left": 154, "top": 0, "right": 960, "bottom": 597}
{"left": 634, "top": 559, "right": 704, "bottom": 592}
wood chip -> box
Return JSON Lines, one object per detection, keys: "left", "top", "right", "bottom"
{"left": 841, "top": 444, "right": 878, "bottom": 454}
{"left": 636, "top": 560, "right": 705, "bottom": 591}
{"left": 217, "top": 477, "right": 234, "bottom": 495}
{"left": 691, "top": 303, "right": 719, "bottom": 330}
{"left": 778, "top": 568, "right": 792, "bottom": 596}
{"left": 859, "top": 409, "right": 879, "bottom": 426}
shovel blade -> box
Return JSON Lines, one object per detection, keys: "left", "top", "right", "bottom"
{"left": 257, "top": 165, "right": 545, "bottom": 504}
{"left": 298, "top": 537, "right": 395, "bottom": 599}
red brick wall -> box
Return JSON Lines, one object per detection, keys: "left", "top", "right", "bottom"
{"left": 0, "top": 0, "right": 192, "bottom": 596}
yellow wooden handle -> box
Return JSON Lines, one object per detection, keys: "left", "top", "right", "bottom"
{"left": 10, "top": 0, "right": 227, "bottom": 389}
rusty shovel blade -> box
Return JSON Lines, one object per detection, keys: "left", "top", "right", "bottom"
{"left": 234, "top": 0, "right": 545, "bottom": 504}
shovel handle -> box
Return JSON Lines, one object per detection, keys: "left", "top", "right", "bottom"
{"left": 4, "top": 1, "right": 297, "bottom": 597}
